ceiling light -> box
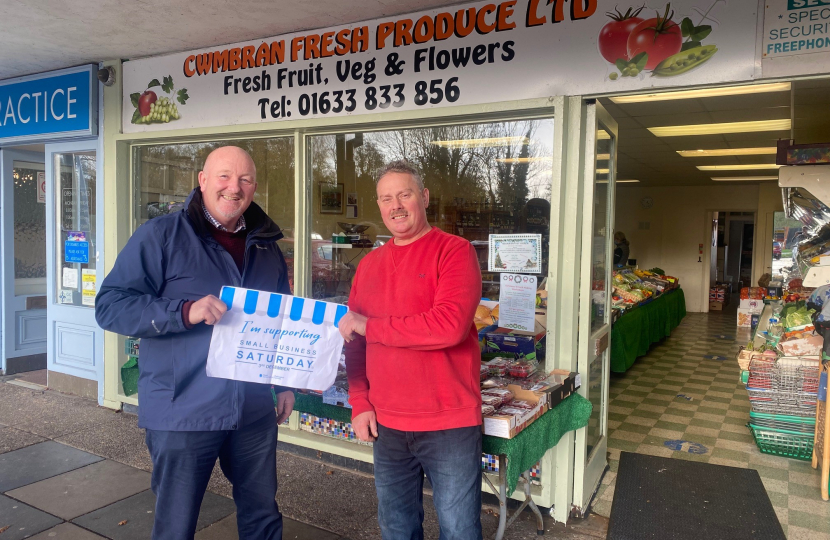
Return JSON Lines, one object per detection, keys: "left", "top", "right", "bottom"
{"left": 597, "top": 153, "right": 611, "bottom": 160}
{"left": 697, "top": 164, "right": 782, "bottom": 171}
{"left": 677, "top": 147, "right": 778, "bottom": 158}
{"left": 598, "top": 179, "right": 640, "bottom": 184}
{"left": 649, "top": 119, "right": 791, "bottom": 137}
{"left": 611, "top": 82, "right": 791, "bottom": 103}
{"left": 431, "top": 136, "right": 529, "bottom": 148}
{"left": 495, "top": 156, "right": 552, "bottom": 163}
{"left": 711, "top": 176, "right": 778, "bottom": 181}
{"left": 596, "top": 168, "right": 610, "bottom": 174}
{"left": 597, "top": 132, "right": 611, "bottom": 140}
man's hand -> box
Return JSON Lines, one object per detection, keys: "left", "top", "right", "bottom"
{"left": 338, "top": 311, "right": 368, "bottom": 342}
{"left": 188, "top": 295, "right": 228, "bottom": 326}
{"left": 275, "top": 390, "right": 295, "bottom": 424}
{"left": 353, "top": 410, "right": 378, "bottom": 442}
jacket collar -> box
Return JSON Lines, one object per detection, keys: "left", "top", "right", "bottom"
{"left": 184, "top": 188, "right": 284, "bottom": 242}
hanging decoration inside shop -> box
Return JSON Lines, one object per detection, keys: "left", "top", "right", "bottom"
{"left": 122, "top": 0, "right": 757, "bottom": 132}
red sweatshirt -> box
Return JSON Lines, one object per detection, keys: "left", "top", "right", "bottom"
{"left": 344, "top": 227, "right": 483, "bottom": 431}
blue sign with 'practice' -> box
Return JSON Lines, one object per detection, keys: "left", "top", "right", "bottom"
{"left": 0, "top": 67, "right": 94, "bottom": 142}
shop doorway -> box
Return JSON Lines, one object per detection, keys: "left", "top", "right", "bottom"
{"left": 45, "top": 141, "right": 103, "bottom": 401}
{"left": 578, "top": 78, "right": 830, "bottom": 534}
{"left": 0, "top": 147, "right": 48, "bottom": 375}
{"left": 573, "top": 100, "right": 618, "bottom": 513}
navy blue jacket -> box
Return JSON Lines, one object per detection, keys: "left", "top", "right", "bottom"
{"left": 95, "top": 188, "right": 291, "bottom": 431}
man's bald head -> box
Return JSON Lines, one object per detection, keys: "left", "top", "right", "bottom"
{"left": 198, "top": 146, "right": 258, "bottom": 230}
{"left": 203, "top": 146, "right": 257, "bottom": 181}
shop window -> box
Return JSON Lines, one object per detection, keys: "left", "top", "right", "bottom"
{"left": 308, "top": 119, "right": 554, "bottom": 303}
{"left": 132, "top": 137, "right": 295, "bottom": 293}
{"left": 55, "top": 153, "right": 96, "bottom": 307}
{"left": 13, "top": 161, "right": 47, "bottom": 296}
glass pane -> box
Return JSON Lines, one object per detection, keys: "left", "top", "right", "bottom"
{"left": 590, "top": 130, "right": 612, "bottom": 333}
{"left": 55, "top": 153, "right": 96, "bottom": 307}
{"left": 586, "top": 354, "right": 604, "bottom": 455}
{"left": 13, "top": 161, "right": 47, "bottom": 296}
{"left": 772, "top": 211, "right": 802, "bottom": 277}
{"left": 308, "top": 119, "right": 554, "bottom": 302}
{"left": 586, "top": 126, "right": 614, "bottom": 453}
{"left": 132, "top": 138, "right": 295, "bottom": 293}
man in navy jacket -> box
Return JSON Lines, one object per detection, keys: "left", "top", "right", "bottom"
{"left": 96, "top": 146, "right": 293, "bottom": 540}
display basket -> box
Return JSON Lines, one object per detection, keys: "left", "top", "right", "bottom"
{"left": 749, "top": 425, "right": 815, "bottom": 461}
{"left": 749, "top": 411, "right": 816, "bottom": 434}
{"left": 747, "top": 357, "right": 820, "bottom": 393}
{"left": 746, "top": 387, "right": 818, "bottom": 417}
{"left": 811, "top": 361, "right": 829, "bottom": 501}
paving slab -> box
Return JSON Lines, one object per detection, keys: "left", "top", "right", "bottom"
{"left": 72, "top": 489, "right": 235, "bottom": 540}
{"left": 0, "top": 425, "right": 46, "bottom": 453}
{"left": 26, "top": 523, "right": 108, "bottom": 539}
{"left": 55, "top": 416, "right": 152, "bottom": 473}
{"left": 0, "top": 441, "right": 103, "bottom": 492}
{"left": 0, "top": 493, "right": 62, "bottom": 540}
{"left": 7, "top": 459, "right": 151, "bottom": 519}
{"left": 195, "top": 513, "right": 342, "bottom": 540}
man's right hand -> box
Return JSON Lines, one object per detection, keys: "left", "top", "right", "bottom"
{"left": 353, "top": 410, "right": 378, "bottom": 442}
{"left": 188, "top": 295, "right": 228, "bottom": 326}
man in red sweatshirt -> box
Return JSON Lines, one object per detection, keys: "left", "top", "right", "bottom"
{"left": 338, "top": 160, "right": 483, "bottom": 540}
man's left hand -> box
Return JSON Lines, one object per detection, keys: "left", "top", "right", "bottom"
{"left": 338, "top": 312, "right": 368, "bottom": 342}
{"left": 275, "top": 390, "right": 295, "bottom": 424}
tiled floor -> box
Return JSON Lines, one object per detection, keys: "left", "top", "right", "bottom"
{"left": 591, "top": 305, "right": 830, "bottom": 539}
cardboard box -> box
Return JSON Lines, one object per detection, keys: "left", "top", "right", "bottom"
{"left": 483, "top": 370, "right": 580, "bottom": 439}
{"left": 483, "top": 396, "right": 547, "bottom": 439}
{"left": 709, "top": 301, "right": 725, "bottom": 311}
{"left": 778, "top": 334, "right": 824, "bottom": 356}
{"left": 484, "top": 319, "right": 546, "bottom": 360}
{"left": 739, "top": 299, "right": 763, "bottom": 311}
{"left": 737, "top": 308, "right": 758, "bottom": 327}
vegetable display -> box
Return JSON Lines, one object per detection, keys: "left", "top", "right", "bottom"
{"left": 597, "top": 2, "right": 720, "bottom": 80}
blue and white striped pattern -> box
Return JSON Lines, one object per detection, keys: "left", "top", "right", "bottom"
{"left": 219, "top": 286, "right": 348, "bottom": 327}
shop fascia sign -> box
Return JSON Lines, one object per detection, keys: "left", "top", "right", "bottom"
{"left": 122, "top": 0, "right": 759, "bottom": 133}
{"left": 0, "top": 65, "right": 97, "bottom": 144}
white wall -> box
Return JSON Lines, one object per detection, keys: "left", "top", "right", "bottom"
{"left": 614, "top": 185, "right": 762, "bottom": 312}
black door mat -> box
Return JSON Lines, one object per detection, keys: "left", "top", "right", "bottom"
{"left": 607, "top": 452, "right": 785, "bottom": 540}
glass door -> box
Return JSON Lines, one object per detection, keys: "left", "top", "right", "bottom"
{"left": 45, "top": 141, "right": 103, "bottom": 402}
{"left": 0, "top": 148, "right": 48, "bottom": 374}
{"left": 573, "top": 100, "right": 618, "bottom": 514}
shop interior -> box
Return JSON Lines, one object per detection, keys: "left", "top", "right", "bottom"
{"left": 587, "top": 77, "right": 830, "bottom": 534}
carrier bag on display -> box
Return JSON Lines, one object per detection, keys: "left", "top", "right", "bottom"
{"left": 206, "top": 286, "right": 347, "bottom": 391}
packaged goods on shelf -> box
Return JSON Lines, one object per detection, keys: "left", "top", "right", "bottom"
{"left": 481, "top": 388, "right": 514, "bottom": 407}
{"left": 483, "top": 321, "right": 546, "bottom": 360}
{"left": 486, "top": 357, "right": 512, "bottom": 376}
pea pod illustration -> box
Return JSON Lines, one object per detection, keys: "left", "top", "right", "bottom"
{"left": 652, "top": 45, "right": 718, "bottom": 77}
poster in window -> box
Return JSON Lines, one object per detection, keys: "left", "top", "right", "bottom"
{"left": 320, "top": 183, "right": 344, "bottom": 214}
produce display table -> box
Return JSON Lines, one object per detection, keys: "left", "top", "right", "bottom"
{"left": 611, "top": 288, "right": 686, "bottom": 373}
{"left": 292, "top": 392, "right": 592, "bottom": 539}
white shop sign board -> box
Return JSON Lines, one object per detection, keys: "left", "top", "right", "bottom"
{"left": 206, "top": 286, "right": 347, "bottom": 391}
{"left": 123, "top": 0, "right": 760, "bottom": 132}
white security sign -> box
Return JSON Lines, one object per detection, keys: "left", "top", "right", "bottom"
{"left": 764, "top": 0, "right": 830, "bottom": 58}
{"left": 123, "top": 0, "right": 759, "bottom": 132}
{"left": 206, "top": 286, "right": 348, "bottom": 391}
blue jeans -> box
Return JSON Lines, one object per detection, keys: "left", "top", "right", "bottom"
{"left": 145, "top": 410, "right": 282, "bottom": 540}
{"left": 373, "top": 424, "right": 483, "bottom": 540}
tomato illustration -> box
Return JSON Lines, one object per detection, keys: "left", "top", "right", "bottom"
{"left": 598, "top": 6, "right": 645, "bottom": 63}
{"left": 627, "top": 4, "right": 682, "bottom": 70}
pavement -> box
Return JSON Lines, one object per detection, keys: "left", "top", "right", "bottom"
{"left": 0, "top": 378, "right": 609, "bottom": 540}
